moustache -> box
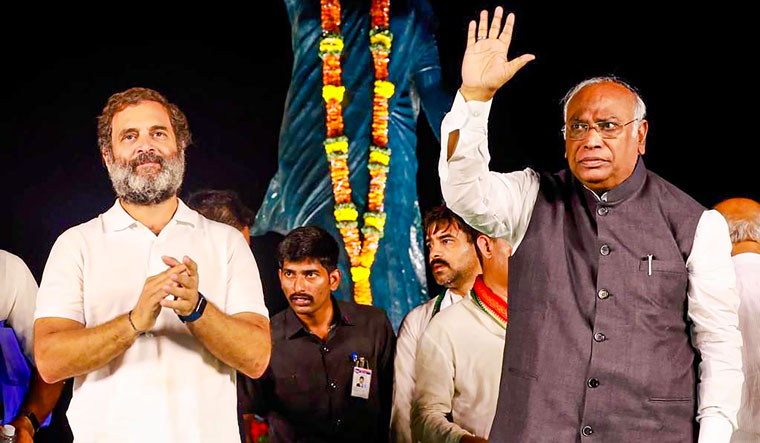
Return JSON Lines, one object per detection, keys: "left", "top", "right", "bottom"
{"left": 289, "top": 293, "right": 314, "bottom": 302}
{"left": 430, "top": 259, "right": 450, "bottom": 269}
{"left": 130, "top": 152, "right": 166, "bottom": 170}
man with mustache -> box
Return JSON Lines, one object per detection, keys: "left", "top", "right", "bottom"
{"left": 244, "top": 226, "right": 395, "bottom": 442}
{"left": 33, "top": 88, "right": 271, "bottom": 442}
{"left": 412, "top": 233, "right": 511, "bottom": 443}
{"left": 440, "top": 7, "right": 742, "bottom": 443}
{"left": 392, "top": 205, "right": 480, "bottom": 443}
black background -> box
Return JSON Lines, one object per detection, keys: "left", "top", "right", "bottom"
{"left": 2, "top": 2, "right": 758, "bottom": 441}
{"left": 4, "top": 2, "right": 758, "bottom": 282}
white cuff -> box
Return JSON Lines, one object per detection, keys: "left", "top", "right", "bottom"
{"left": 439, "top": 92, "right": 493, "bottom": 183}
{"left": 446, "top": 91, "right": 493, "bottom": 130}
{"left": 698, "top": 415, "right": 734, "bottom": 443}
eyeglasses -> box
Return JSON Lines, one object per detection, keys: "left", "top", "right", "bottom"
{"left": 561, "top": 119, "right": 639, "bottom": 140}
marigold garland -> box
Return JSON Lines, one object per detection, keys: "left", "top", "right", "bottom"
{"left": 319, "top": 0, "right": 394, "bottom": 305}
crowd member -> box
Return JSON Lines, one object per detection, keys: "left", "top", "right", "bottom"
{"left": 1, "top": 250, "right": 64, "bottom": 442}
{"left": 440, "top": 7, "right": 741, "bottom": 442}
{"left": 245, "top": 226, "right": 395, "bottom": 442}
{"left": 33, "top": 87, "right": 271, "bottom": 442}
{"left": 391, "top": 205, "right": 480, "bottom": 442}
{"left": 187, "top": 189, "right": 255, "bottom": 244}
{"left": 715, "top": 198, "right": 760, "bottom": 443}
{"left": 412, "top": 233, "right": 510, "bottom": 443}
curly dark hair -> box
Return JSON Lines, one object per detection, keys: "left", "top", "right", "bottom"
{"left": 186, "top": 189, "right": 255, "bottom": 232}
{"left": 97, "top": 87, "right": 192, "bottom": 158}
{"left": 277, "top": 226, "right": 339, "bottom": 272}
{"left": 423, "top": 204, "right": 480, "bottom": 244}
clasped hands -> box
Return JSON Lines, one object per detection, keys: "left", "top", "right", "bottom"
{"left": 130, "top": 255, "right": 201, "bottom": 333}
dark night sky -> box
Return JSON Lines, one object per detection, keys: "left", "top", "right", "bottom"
{"left": 4, "top": 1, "right": 758, "bottom": 286}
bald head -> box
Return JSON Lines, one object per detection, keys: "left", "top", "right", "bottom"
{"left": 714, "top": 198, "right": 760, "bottom": 254}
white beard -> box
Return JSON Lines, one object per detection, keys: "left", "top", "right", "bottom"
{"left": 107, "top": 150, "right": 185, "bottom": 205}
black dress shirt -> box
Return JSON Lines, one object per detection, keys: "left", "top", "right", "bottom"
{"left": 242, "top": 297, "right": 395, "bottom": 442}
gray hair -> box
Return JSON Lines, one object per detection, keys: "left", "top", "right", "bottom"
{"left": 561, "top": 76, "right": 647, "bottom": 124}
{"left": 723, "top": 213, "right": 760, "bottom": 243}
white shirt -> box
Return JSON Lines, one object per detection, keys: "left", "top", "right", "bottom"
{"left": 0, "top": 250, "right": 38, "bottom": 362}
{"left": 392, "top": 289, "right": 463, "bottom": 443}
{"left": 731, "top": 252, "right": 760, "bottom": 442}
{"left": 439, "top": 92, "right": 743, "bottom": 442}
{"left": 411, "top": 294, "right": 505, "bottom": 443}
{"left": 35, "top": 200, "right": 269, "bottom": 443}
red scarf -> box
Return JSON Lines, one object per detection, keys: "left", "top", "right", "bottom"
{"left": 472, "top": 275, "right": 508, "bottom": 329}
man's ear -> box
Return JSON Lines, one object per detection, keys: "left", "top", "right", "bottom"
{"left": 101, "top": 148, "right": 112, "bottom": 168}
{"left": 637, "top": 119, "right": 648, "bottom": 155}
{"left": 329, "top": 268, "right": 342, "bottom": 291}
{"left": 476, "top": 235, "right": 492, "bottom": 259}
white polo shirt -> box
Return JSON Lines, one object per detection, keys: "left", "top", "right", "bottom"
{"left": 35, "top": 199, "right": 269, "bottom": 443}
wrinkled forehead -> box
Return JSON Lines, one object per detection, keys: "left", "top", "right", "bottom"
{"left": 566, "top": 82, "right": 636, "bottom": 121}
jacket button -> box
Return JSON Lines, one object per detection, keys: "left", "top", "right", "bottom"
{"left": 597, "top": 206, "right": 609, "bottom": 216}
{"left": 321, "top": 345, "right": 330, "bottom": 353}
{"left": 581, "top": 425, "right": 594, "bottom": 436}
{"left": 593, "top": 332, "right": 606, "bottom": 342}
{"left": 599, "top": 244, "right": 611, "bottom": 256}
{"left": 328, "top": 380, "right": 338, "bottom": 390}
{"left": 597, "top": 289, "right": 610, "bottom": 300}
{"left": 587, "top": 378, "right": 600, "bottom": 388}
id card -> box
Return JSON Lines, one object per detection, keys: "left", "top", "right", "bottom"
{"left": 351, "top": 367, "right": 372, "bottom": 399}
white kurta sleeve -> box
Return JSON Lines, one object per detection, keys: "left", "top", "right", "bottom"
{"left": 411, "top": 323, "right": 468, "bottom": 443}
{"left": 686, "top": 210, "right": 744, "bottom": 443}
{"left": 439, "top": 91, "right": 539, "bottom": 251}
{"left": 391, "top": 306, "right": 427, "bottom": 443}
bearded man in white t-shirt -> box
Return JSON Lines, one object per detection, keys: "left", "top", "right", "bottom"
{"left": 33, "top": 88, "right": 271, "bottom": 443}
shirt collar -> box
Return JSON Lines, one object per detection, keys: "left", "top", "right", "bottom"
{"left": 284, "top": 296, "right": 355, "bottom": 339}
{"left": 580, "top": 156, "right": 647, "bottom": 207}
{"left": 102, "top": 198, "right": 199, "bottom": 232}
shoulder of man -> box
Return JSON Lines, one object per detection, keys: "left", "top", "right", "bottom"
{"left": 52, "top": 218, "right": 99, "bottom": 249}
{"left": 0, "top": 250, "right": 27, "bottom": 274}
{"left": 267, "top": 308, "right": 291, "bottom": 338}
{"left": 429, "top": 297, "right": 472, "bottom": 323}
{"left": 644, "top": 169, "right": 705, "bottom": 213}
{"left": 423, "top": 298, "right": 476, "bottom": 341}
{"left": 337, "top": 300, "right": 394, "bottom": 336}
{"left": 398, "top": 297, "right": 437, "bottom": 335}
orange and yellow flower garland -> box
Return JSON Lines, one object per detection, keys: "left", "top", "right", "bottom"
{"left": 319, "top": 0, "right": 394, "bottom": 305}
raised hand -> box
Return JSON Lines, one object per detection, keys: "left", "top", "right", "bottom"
{"left": 460, "top": 7, "right": 535, "bottom": 102}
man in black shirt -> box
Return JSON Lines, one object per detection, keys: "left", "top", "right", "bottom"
{"left": 244, "top": 226, "right": 395, "bottom": 442}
